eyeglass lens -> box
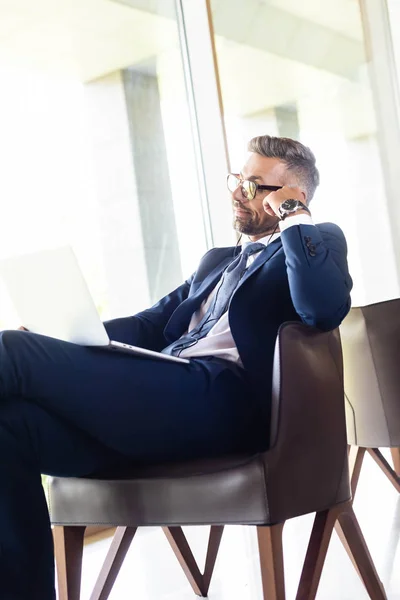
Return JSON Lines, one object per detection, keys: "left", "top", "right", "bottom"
{"left": 227, "top": 174, "right": 256, "bottom": 200}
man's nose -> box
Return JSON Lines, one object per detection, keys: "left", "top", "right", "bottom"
{"left": 232, "top": 185, "right": 247, "bottom": 203}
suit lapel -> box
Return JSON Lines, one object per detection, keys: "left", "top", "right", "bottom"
{"left": 193, "top": 252, "right": 238, "bottom": 302}
{"left": 164, "top": 240, "right": 282, "bottom": 342}
{"left": 164, "top": 251, "right": 236, "bottom": 342}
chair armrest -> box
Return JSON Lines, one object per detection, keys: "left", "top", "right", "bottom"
{"left": 340, "top": 299, "right": 400, "bottom": 447}
{"left": 263, "top": 322, "right": 350, "bottom": 523}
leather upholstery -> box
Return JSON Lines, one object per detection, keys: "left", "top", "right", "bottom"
{"left": 49, "top": 323, "right": 350, "bottom": 528}
{"left": 340, "top": 299, "right": 400, "bottom": 447}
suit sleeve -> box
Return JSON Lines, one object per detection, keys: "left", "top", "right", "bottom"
{"left": 280, "top": 222, "right": 353, "bottom": 331}
{"left": 103, "top": 273, "right": 194, "bottom": 351}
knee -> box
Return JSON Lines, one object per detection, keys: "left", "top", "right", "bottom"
{"left": 0, "top": 329, "right": 27, "bottom": 351}
{"left": 0, "top": 331, "right": 29, "bottom": 368}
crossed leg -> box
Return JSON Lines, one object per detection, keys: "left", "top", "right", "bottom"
{"left": 0, "top": 330, "right": 259, "bottom": 599}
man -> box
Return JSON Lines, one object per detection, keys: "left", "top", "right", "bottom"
{"left": 0, "top": 135, "right": 352, "bottom": 599}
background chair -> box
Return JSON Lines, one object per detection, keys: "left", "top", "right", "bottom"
{"left": 340, "top": 299, "right": 400, "bottom": 497}
{"left": 49, "top": 323, "right": 386, "bottom": 600}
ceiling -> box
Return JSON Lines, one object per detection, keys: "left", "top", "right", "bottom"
{"left": 0, "top": 0, "right": 380, "bottom": 137}
{"left": 0, "top": 0, "right": 178, "bottom": 81}
{"left": 262, "top": 0, "right": 364, "bottom": 41}
{"left": 0, "top": 0, "right": 368, "bottom": 82}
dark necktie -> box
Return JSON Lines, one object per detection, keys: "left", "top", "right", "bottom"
{"left": 162, "top": 242, "right": 265, "bottom": 356}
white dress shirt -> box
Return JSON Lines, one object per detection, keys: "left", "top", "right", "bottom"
{"left": 180, "top": 214, "right": 314, "bottom": 366}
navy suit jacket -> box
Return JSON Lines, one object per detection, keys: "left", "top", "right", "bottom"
{"left": 104, "top": 223, "right": 352, "bottom": 424}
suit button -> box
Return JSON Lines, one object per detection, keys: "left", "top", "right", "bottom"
{"left": 308, "top": 244, "right": 316, "bottom": 252}
{"left": 304, "top": 236, "right": 312, "bottom": 243}
{"left": 309, "top": 251, "right": 316, "bottom": 257}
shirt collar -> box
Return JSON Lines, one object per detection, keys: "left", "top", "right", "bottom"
{"left": 242, "top": 230, "right": 281, "bottom": 250}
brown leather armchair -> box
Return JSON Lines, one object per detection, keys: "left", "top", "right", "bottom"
{"left": 340, "top": 299, "right": 400, "bottom": 496}
{"left": 49, "top": 323, "right": 387, "bottom": 600}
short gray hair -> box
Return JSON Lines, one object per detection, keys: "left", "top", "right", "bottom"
{"left": 248, "top": 135, "right": 320, "bottom": 203}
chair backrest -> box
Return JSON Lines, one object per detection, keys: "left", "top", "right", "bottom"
{"left": 340, "top": 299, "right": 400, "bottom": 447}
{"left": 263, "top": 322, "right": 350, "bottom": 523}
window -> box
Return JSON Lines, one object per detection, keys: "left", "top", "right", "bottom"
{"left": 387, "top": 0, "right": 400, "bottom": 120}
{"left": 0, "top": 0, "right": 206, "bottom": 329}
{"left": 210, "top": 0, "right": 398, "bottom": 304}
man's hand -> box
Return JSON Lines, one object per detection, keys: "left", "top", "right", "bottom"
{"left": 262, "top": 185, "right": 306, "bottom": 217}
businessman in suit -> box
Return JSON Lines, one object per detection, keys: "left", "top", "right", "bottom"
{"left": 0, "top": 135, "right": 352, "bottom": 599}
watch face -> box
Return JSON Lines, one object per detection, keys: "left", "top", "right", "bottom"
{"left": 281, "top": 199, "right": 299, "bottom": 211}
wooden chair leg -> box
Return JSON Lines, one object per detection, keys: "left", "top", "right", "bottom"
{"left": 202, "top": 525, "right": 224, "bottom": 595}
{"left": 257, "top": 523, "right": 286, "bottom": 600}
{"left": 335, "top": 505, "right": 387, "bottom": 599}
{"left": 296, "top": 507, "right": 339, "bottom": 600}
{"left": 53, "top": 525, "right": 86, "bottom": 600}
{"left": 90, "top": 526, "right": 137, "bottom": 600}
{"left": 391, "top": 447, "right": 400, "bottom": 477}
{"left": 348, "top": 446, "right": 366, "bottom": 499}
{"left": 367, "top": 448, "right": 400, "bottom": 493}
{"left": 163, "top": 525, "right": 224, "bottom": 597}
{"left": 163, "top": 526, "right": 207, "bottom": 597}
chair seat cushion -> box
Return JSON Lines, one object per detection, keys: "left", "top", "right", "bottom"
{"left": 49, "top": 453, "right": 271, "bottom": 527}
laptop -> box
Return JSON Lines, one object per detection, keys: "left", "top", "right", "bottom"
{"left": 0, "top": 246, "right": 190, "bottom": 365}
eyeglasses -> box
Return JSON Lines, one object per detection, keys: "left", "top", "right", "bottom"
{"left": 227, "top": 173, "right": 282, "bottom": 201}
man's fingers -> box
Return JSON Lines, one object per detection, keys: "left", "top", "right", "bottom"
{"left": 262, "top": 200, "right": 276, "bottom": 215}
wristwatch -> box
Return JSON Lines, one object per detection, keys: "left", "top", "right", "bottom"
{"left": 278, "top": 199, "right": 311, "bottom": 220}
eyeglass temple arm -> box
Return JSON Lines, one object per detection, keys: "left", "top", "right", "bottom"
{"left": 257, "top": 185, "right": 283, "bottom": 191}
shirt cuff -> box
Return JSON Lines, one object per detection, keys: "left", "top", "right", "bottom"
{"left": 279, "top": 213, "right": 314, "bottom": 231}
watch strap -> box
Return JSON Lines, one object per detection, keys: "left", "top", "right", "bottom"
{"left": 279, "top": 199, "right": 311, "bottom": 220}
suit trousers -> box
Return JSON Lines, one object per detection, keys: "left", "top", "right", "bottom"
{"left": 0, "top": 330, "right": 264, "bottom": 599}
